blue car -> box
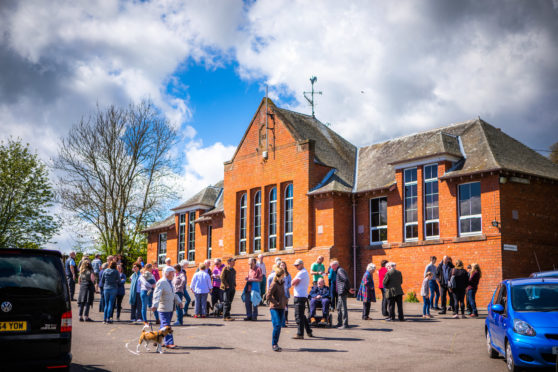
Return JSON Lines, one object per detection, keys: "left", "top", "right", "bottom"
{"left": 485, "top": 277, "right": 558, "bottom": 371}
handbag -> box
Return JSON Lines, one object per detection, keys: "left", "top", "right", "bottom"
{"left": 448, "top": 275, "right": 456, "bottom": 289}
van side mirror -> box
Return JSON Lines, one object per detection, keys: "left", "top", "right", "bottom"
{"left": 491, "top": 304, "right": 504, "bottom": 314}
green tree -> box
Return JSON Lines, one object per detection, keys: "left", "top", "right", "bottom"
{"left": 0, "top": 139, "right": 60, "bottom": 248}
{"left": 550, "top": 141, "right": 558, "bottom": 164}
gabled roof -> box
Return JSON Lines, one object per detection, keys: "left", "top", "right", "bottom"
{"left": 141, "top": 214, "right": 175, "bottom": 233}
{"left": 355, "top": 119, "right": 558, "bottom": 193}
{"left": 171, "top": 181, "right": 223, "bottom": 211}
{"left": 273, "top": 105, "right": 357, "bottom": 194}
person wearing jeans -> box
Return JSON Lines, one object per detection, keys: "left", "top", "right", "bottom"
{"left": 139, "top": 269, "right": 155, "bottom": 323}
{"left": 100, "top": 260, "right": 120, "bottom": 324}
{"left": 172, "top": 264, "right": 187, "bottom": 325}
{"left": 190, "top": 262, "right": 212, "bottom": 317}
{"left": 421, "top": 272, "right": 433, "bottom": 318}
{"left": 152, "top": 266, "right": 183, "bottom": 348}
{"left": 268, "top": 268, "right": 288, "bottom": 352}
{"left": 244, "top": 258, "right": 262, "bottom": 321}
{"left": 378, "top": 260, "right": 389, "bottom": 318}
{"left": 424, "top": 256, "right": 440, "bottom": 310}
{"left": 333, "top": 261, "right": 354, "bottom": 329}
{"left": 129, "top": 264, "right": 142, "bottom": 322}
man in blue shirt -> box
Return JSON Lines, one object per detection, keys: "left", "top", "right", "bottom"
{"left": 91, "top": 254, "right": 102, "bottom": 293}
{"left": 65, "top": 251, "right": 77, "bottom": 301}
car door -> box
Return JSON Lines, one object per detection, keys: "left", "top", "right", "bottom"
{"left": 492, "top": 284, "right": 508, "bottom": 349}
{"left": 487, "top": 285, "right": 500, "bottom": 339}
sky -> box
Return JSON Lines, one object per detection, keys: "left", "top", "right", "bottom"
{"left": 1, "top": 0, "right": 557, "bottom": 252}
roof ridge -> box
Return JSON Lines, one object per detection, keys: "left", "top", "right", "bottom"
{"left": 476, "top": 119, "right": 501, "bottom": 170}
{"left": 360, "top": 119, "right": 477, "bottom": 150}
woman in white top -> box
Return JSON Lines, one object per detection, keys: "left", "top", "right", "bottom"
{"left": 190, "top": 263, "right": 212, "bottom": 318}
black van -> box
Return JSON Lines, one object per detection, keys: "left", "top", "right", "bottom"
{"left": 0, "top": 249, "right": 72, "bottom": 370}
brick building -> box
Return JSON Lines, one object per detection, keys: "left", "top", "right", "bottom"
{"left": 143, "top": 98, "right": 558, "bottom": 306}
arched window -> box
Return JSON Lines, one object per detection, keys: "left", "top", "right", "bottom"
{"left": 253, "top": 191, "right": 261, "bottom": 252}
{"left": 268, "top": 188, "right": 277, "bottom": 250}
{"left": 239, "top": 193, "right": 247, "bottom": 254}
{"left": 284, "top": 184, "right": 293, "bottom": 249}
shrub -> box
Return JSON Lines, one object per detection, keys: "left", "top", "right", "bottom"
{"left": 405, "top": 290, "right": 419, "bottom": 303}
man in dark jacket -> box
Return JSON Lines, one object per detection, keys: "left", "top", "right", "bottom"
{"left": 436, "top": 256, "right": 455, "bottom": 314}
{"left": 309, "top": 278, "right": 331, "bottom": 323}
{"left": 220, "top": 258, "right": 236, "bottom": 321}
{"left": 332, "top": 260, "right": 354, "bottom": 329}
{"left": 383, "top": 262, "right": 404, "bottom": 321}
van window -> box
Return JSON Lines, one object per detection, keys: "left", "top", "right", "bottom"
{"left": 0, "top": 254, "right": 64, "bottom": 296}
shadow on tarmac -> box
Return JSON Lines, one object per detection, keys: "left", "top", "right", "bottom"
{"left": 177, "top": 345, "right": 233, "bottom": 351}
{"left": 70, "top": 364, "right": 111, "bottom": 371}
{"left": 360, "top": 328, "right": 393, "bottom": 332}
{"left": 308, "top": 336, "right": 364, "bottom": 341}
{"left": 282, "top": 348, "right": 348, "bottom": 353}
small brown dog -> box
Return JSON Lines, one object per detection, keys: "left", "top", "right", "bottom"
{"left": 137, "top": 325, "right": 173, "bottom": 353}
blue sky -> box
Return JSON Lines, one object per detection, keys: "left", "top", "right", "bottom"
{"left": 1, "top": 0, "right": 557, "bottom": 252}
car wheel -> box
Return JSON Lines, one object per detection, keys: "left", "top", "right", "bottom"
{"left": 505, "top": 340, "right": 519, "bottom": 372}
{"left": 486, "top": 331, "right": 498, "bottom": 358}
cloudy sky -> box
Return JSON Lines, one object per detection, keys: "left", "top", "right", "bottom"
{"left": 1, "top": 0, "right": 557, "bottom": 251}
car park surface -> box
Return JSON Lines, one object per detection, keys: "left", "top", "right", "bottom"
{"left": 69, "top": 286, "right": 526, "bottom": 372}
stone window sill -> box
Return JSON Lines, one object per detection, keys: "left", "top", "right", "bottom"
{"left": 453, "top": 234, "right": 487, "bottom": 243}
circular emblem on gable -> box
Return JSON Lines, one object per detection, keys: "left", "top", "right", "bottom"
{"left": 1, "top": 301, "right": 12, "bottom": 312}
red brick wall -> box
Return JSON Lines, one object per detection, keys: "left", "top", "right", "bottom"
{"left": 499, "top": 178, "right": 558, "bottom": 279}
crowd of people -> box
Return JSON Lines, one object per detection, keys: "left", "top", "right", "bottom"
{"left": 65, "top": 252, "right": 482, "bottom": 352}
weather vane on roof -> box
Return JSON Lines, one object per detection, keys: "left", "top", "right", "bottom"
{"left": 303, "top": 76, "right": 322, "bottom": 118}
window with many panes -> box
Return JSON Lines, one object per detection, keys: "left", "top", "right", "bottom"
{"left": 404, "top": 168, "right": 418, "bottom": 241}
{"left": 239, "top": 193, "right": 247, "bottom": 254}
{"left": 284, "top": 184, "right": 293, "bottom": 249}
{"left": 158, "top": 232, "right": 167, "bottom": 266}
{"left": 459, "top": 182, "right": 481, "bottom": 235}
{"left": 370, "top": 197, "right": 387, "bottom": 244}
{"left": 187, "top": 212, "right": 196, "bottom": 261}
{"left": 178, "top": 213, "right": 186, "bottom": 261}
{"left": 268, "top": 188, "right": 277, "bottom": 250}
{"left": 424, "top": 164, "right": 439, "bottom": 239}
{"left": 207, "top": 225, "right": 212, "bottom": 259}
{"left": 253, "top": 191, "right": 261, "bottom": 252}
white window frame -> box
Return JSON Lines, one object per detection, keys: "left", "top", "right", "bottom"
{"left": 178, "top": 213, "right": 186, "bottom": 262}
{"left": 187, "top": 212, "right": 196, "bottom": 261}
{"left": 404, "top": 167, "right": 418, "bottom": 242}
{"left": 207, "top": 225, "right": 212, "bottom": 259}
{"left": 370, "top": 197, "right": 388, "bottom": 245}
{"left": 253, "top": 191, "right": 262, "bottom": 253}
{"left": 239, "top": 193, "right": 247, "bottom": 255}
{"left": 458, "top": 181, "right": 482, "bottom": 237}
{"left": 423, "top": 163, "right": 440, "bottom": 240}
{"left": 268, "top": 187, "right": 277, "bottom": 251}
{"left": 284, "top": 184, "right": 293, "bottom": 249}
{"left": 158, "top": 232, "right": 167, "bottom": 266}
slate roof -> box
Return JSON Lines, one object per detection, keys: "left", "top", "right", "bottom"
{"left": 355, "top": 119, "right": 558, "bottom": 193}
{"left": 273, "top": 105, "right": 357, "bottom": 194}
{"left": 171, "top": 181, "right": 224, "bottom": 211}
{"left": 141, "top": 214, "right": 175, "bottom": 233}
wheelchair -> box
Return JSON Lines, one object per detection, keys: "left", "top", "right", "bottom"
{"left": 306, "top": 295, "right": 333, "bottom": 328}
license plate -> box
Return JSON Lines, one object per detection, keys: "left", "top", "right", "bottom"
{"left": 0, "top": 321, "right": 27, "bottom": 332}
{"left": 553, "top": 346, "right": 558, "bottom": 355}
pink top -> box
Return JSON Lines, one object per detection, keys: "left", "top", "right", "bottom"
{"left": 151, "top": 268, "right": 160, "bottom": 282}
{"left": 378, "top": 267, "right": 387, "bottom": 289}
{"left": 248, "top": 266, "right": 262, "bottom": 282}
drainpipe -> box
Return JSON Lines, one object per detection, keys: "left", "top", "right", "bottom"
{"left": 352, "top": 195, "right": 357, "bottom": 290}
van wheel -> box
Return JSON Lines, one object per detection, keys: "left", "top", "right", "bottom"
{"left": 486, "top": 331, "right": 498, "bottom": 358}
{"left": 505, "top": 340, "right": 519, "bottom": 372}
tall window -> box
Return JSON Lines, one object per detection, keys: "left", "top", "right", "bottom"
{"left": 459, "top": 182, "right": 481, "bottom": 235}
{"left": 207, "top": 225, "right": 212, "bottom": 259}
{"left": 239, "top": 193, "right": 247, "bottom": 254}
{"left": 424, "top": 164, "right": 439, "bottom": 239}
{"left": 253, "top": 191, "right": 262, "bottom": 252}
{"left": 284, "top": 184, "right": 293, "bottom": 249}
{"left": 187, "top": 212, "right": 195, "bottom": 261}
{"left": 157, "top": 232, "right": 167, "bottom": 266}
{"left": 178, "top": 213, "right": 186, "bottom": 261}
{"left": 268, "top": 187, "right": 277, "bottom": 250}
{"left": 404, "top": 168, "right": 418, "bottom": 241}
{"left": 370, "top": 197, "right": 387, "bottom": 244}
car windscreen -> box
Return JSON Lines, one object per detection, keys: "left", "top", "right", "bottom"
{"left": 511, "top": 283, "right": 558, "bottom": 312}
{"left": 0, "top": 253, "right": 64, "bottom": 296}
